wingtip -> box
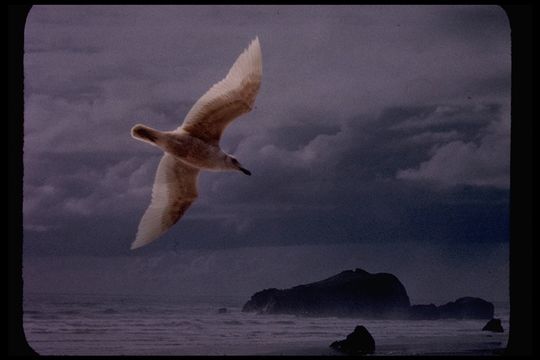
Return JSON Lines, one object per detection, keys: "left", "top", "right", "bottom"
{"left": 130, "top": 238, "right": 145, "bottom": 250}
{"left": 251, "top": 36, "right": 261, "bottom": 50}
{"left": 250, "top": 36, "right": 262, "bottom": 69}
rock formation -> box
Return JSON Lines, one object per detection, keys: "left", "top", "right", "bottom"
{"left": 330, "top": 325, "right": 376, "bottom": 355}
{"left": 243, "top": 268, "right": 496, "bottom": 320}
{"left": 242, "top": 268, "right": 410, "bottom": 318}
{"left": 437, "top": 297, "right": 494, "bottom": 319}
{"left": 482, "top": 318, "right": 504, "bottom": 332}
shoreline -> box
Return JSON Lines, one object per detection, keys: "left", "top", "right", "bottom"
{"left": 23, "top": 295, "right": 510, "bottom": 356}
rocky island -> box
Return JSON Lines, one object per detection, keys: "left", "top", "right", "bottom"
{"left": 242, "top": 268, "right": 495, "bottom": 320}
{"left": 409, "top": 297, "right": 494, "bottom": 320}
{"left": 242, "top": 268, "right": 410, "bottom": 318}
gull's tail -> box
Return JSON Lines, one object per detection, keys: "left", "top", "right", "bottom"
{"left": 131, "top": 124, "right": 161, "bottom": 145}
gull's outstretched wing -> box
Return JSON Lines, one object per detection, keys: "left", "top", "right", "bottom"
{"left": 178, "top": 37, "right": 262, "bottom": 145}
{"left": 131, "top": 154, "right": 199, "bottom": 250}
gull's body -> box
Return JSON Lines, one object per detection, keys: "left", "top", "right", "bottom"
{"left": 130, "top": 37, "right": 262, "bottom": 250}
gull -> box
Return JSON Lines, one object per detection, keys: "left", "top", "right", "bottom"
{"left": 130, "top": 37, "right": 262, "bottom": 250}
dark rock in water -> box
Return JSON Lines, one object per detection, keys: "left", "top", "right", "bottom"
{"left": 438, "top": 297, "right": 494, "bottom": 319}
{"left": 243, "top": 267, "right": 495, "bottom": 321}
{"left": 409, "top": 304, "right": 440, "bottom": 320}
{"left": 409, "top": 297, "right": 495, "bottom": 320}
{"left": 217, "top": 307, "right": 228, "bottom": 314}
{"left": 482, "top": 318, "right": 504, "bottom": 332}
{"left": 330, "top": 325, "right": 375, "bottom": 355}
{"left": 242, "top": 268, "right": 410, "bottom": 318}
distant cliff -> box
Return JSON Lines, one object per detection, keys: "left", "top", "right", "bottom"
{"left": 242, "top": 268, "right": 495, "bottom": 320}
{"left": 242, "top": 268, "right": 411, "bottom": 318}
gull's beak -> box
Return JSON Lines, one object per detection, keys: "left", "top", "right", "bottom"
{"left": 239, "top": 167, "right": 251, "bottom": 176}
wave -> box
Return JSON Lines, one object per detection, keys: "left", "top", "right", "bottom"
{"left": 101, "top": 308, "right": 119, "bottom": 314}
{"left": 223, "top": 320, "right": 243, "bottom": 325}
{"left": 23, "top": 296, "right": 509, "bottom": 356}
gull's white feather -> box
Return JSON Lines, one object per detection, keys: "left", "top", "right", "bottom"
{"left": 179, "top": 37, "right": 262, "bottom": 145}
{"left": 131, "top": 154, "right": 199, "bottom": 249}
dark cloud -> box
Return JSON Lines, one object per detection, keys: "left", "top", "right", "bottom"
{"left": 396, "top": 105, "right": 510, "bottom": 188}
{"left": 23, "top": 5, "right": 510, "bottom": 300}
{"left": 435, "top": 5, "right": 510, "bottom": 47}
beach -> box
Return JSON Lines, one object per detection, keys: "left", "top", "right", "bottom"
{"left": 23, "top": 292, "right": 508, "bottom": 356}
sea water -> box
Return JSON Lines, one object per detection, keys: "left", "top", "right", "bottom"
{"left": 23, "top": 292, "right": 509, "bottom": 355}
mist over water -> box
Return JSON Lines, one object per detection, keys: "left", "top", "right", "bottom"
{"left": 24, "top": 292, "right": 509, "bottom": 356}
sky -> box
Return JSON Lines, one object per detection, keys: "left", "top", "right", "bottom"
{"left": 23, "top": 5, "right": 511, "bottom": 303}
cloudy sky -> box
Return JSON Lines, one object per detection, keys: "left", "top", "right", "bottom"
{"left": 23, "top": 5, "right": 510, "bottom": 303}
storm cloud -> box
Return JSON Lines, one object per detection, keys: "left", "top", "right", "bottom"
{"left": 23, "top": 5, "right": 510, "bottom": 300}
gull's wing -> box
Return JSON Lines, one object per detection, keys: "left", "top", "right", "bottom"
{"left": 131, "top": 154, "right": 199, "bottom": 250}
{"left": 178, "top": 37, "right": 262, "bottom": 145}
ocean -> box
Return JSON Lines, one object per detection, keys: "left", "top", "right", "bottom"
{"left": 23, "top": 292, "right": 509, "bottom": 356}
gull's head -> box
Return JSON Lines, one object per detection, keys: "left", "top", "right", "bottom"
{"left": 229, "top": 157, "right": 251, "bottom": 176}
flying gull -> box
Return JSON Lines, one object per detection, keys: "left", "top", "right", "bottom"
{"left": 130, "top": 37, "right": 262, "bottom": 250}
